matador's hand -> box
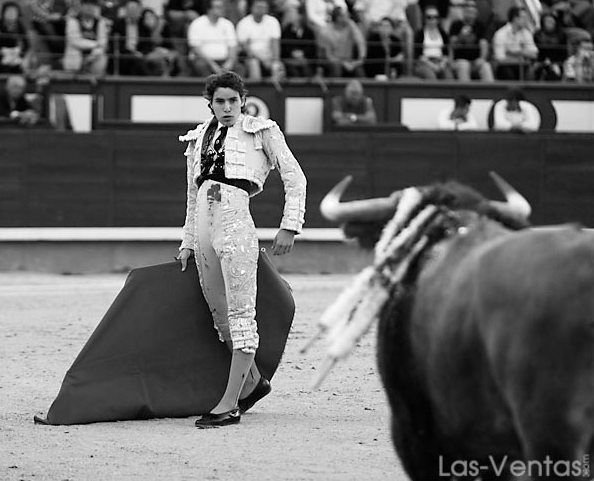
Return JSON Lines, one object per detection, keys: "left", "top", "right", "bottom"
{"left": 272, "top": 229, "right": 295, "bottom": 256}
{"left": 177, "top": 248, "right": 193, "bottom": 271}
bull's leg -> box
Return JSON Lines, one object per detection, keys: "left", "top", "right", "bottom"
{"left": 514, "top": 417, "right": 592, "bottom": 480}
{"left": 377, "top": 298, "right": 445, "bottom": 481}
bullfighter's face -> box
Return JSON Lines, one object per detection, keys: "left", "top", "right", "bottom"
{"left": 210, "top": 87, "right": 244, "bottom": 127}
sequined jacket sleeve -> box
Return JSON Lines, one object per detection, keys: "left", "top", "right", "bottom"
{"left": 261, "top": 122, "right": 307, "bottom": 233}
{"left": 180, "top": 138, "right": 198, "bottom": 250}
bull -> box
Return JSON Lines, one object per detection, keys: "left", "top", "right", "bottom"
{"left": 309, "top": 174, "right": 594, "bottom": 481}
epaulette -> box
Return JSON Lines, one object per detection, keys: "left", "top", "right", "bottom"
{"left": 242, "top": 115, "right": 276, "bottom": 133}
{"left": 178, "top": 123, "right": 206, "bottom": 142}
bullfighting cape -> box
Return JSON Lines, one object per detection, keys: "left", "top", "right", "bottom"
{"left": 36, "top": 250, "right": 294, "bottom": 425}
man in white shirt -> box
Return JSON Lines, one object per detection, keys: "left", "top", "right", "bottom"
{"left": 492, "top": 6, "right": 538, "bottom": 80}
{"left": 437, "top": 95, "right": 478, "bottom": 131}
{"left": 236, "top": 0, "right": 282, "bottom": 80}
{"left": 187, "top": 0, "right": 239, "bottom": 76}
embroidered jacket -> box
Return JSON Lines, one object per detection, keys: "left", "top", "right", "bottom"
{"left": 179, "top": 114, "right": 307, "bottom": 250}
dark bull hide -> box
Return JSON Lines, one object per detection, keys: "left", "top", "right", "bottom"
{"left": 309, "top": 174, "right": 594, "bottom": 481}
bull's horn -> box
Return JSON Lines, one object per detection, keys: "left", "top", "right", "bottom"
{"left": 320, "top": 176, "right": 399, "bottom": 223}
{"left": 489, "top": 171, "right": 532, "bottom": 218}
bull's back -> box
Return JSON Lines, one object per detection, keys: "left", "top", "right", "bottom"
{"left": 411, "top": 226, "right": 594, "bottom": 460}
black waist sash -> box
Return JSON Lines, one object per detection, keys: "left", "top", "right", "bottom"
{"left": 196, "top": 173, "right": 254, "bottom": 195}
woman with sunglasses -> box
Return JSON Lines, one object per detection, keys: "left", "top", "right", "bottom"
{"left": 413, "top": 5, "right": 454, "bottom": 80}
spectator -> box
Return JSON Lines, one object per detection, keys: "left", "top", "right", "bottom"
{"left": 331, "top": 79, "right": 377, "bottom": 126}
{"left": 413, "top": 5, "right": 454, "bottom": 80}
{"left": 365, "top": 17, "right": 404, "bottom": 78}
{"left": 449, "top": 0, "right": 494, "bottom": 81}
{"left": 305, "top": 0, "right": 348, "bottom": 31}
{"left": 492, "top": 87, "right": 539, "bottom": 132}
{"left": 492, "top": 6, "right": 538, "bottom": 80}
{"left": 187, "top": 0, "right": 240, "bottom": 76}
{"left": 62, "top": 0, "right": 109, "bottom": 75}
{"left": 0, "top": 75, "right": 40, "bottom": 126}
{"left": 236, "top": 0, "right": 283, "bottom": 80}
{"left": 28, "top": 0, "right": 68, "bottom": 69}
{"left": 138, "top": 8, "right": 177, "bottom": 76}
{"left": 564, "top": 36, "right": 593, "bottom": 82}
{"left": 280, "top": 6, "right": 317, "bottom": 78}
{"left": 319, "top": 7, "right": 366, "bottom": 77}
{"left": 165, "top": 0, "right": 205, "bottom": 74}
{"left": 437, "top": 94, "right": 478, "bottom": 130}
{"left": 533, "top": 12, "right": 568, "bottom": 81}
{"left": 0, "top": 2, "right": 30, "bottom": 74}
{"left": 111, "top": 0, "right": 145, "bottom": 75}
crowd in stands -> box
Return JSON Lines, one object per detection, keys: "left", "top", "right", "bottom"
{"left": 0, "top": 0, "right": 592, "bottom": 82}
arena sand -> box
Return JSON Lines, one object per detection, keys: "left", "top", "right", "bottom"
{"left": 0, "top": 272, "right": 408, "bottom": 481}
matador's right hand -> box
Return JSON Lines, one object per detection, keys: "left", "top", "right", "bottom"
{"left": 176, "top": 248, "right": 193, "bottom": 271}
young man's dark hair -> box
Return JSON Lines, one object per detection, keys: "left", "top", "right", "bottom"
{"left": 203, "top": 70, "right": 248, "bottom": 102}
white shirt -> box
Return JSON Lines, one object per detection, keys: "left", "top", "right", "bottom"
{"left": 236, "top": 14, "right": 281, "bottom": 62}
{"left": 492, "top": 23, "right": 538, "bottom": 61}
{"left": 437, "top": 108, "right": 478, "bottom": 131}
{"left": 423, "top": 29, "right": 444, "bottom": 59}
{"left": 187, "top": 15, "right": 237, "bottom": 61}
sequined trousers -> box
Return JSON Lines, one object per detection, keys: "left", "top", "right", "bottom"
{"left": 192, "top": 179, "right": 259, "bottom": 354}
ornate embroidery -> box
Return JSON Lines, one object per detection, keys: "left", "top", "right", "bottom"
{"left": 261, "top": 123, "right": 307, "bottom": 233}
{"left": 193, "top": 181, "right": 259, "bottom": 354}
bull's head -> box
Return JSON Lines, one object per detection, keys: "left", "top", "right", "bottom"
{"left": 307, "top": 173, "right": 532, "bottom": 387}
{"left": 320, "top": 172, "right": 531, "bottom": 248}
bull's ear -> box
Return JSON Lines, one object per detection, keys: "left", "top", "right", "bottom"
{"left": 342, "top": 221, "right": 385, "bottom": 250}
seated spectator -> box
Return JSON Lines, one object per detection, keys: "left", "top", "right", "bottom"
{"left": 319, "top": 7, "right": 366, "bottom": 77}
{"left": 413, "top": 5, "right": 454, "bottom": 80}
{"left": 165, "top": 0, "right": 205, "bottom": 75}
{"left": 492, "top": 87, "right": 539, "bottom": 132}
{"left": 331, "top": 79, "right": 377, "bottom": 126}
{"left": 138, "top": 8, "right": 177, "bottom": 76}
{"left": 0, "top": 2, "right": 30, "bottom": 74}
{"left": 492, "top": 6, "right": 538, "bottom": 80}
{"left": 563, "top": 36, "right": 593, "bottom": 82}
{"left": 533, "top": 12, "right": 568, "bottom": 81}
{"left": 28, "top": 0, "right": 68, "bottom": 69}
{"left": 237, "top": 0, "right": 283, "bottom": 80}
{"left": 62, "top": 0, "right": 109, "bottom": 75}
{"left": 365, "top": 17, "right": 404, "bottom": 78}
{"left": 0, "top": 75, "right": 40, "bottom": 127}
{"left": 281, "top": 6, "right": 317, "bottom": 78}
{"left": 437, "top": 94, "right": 478, "bottom": 130}
{"left": 449, "top": 0, "right": 494, "bottom": 81}
{"left": 111, "top": 0, "right": 145, "bottom": 75}
{"left": 187, "top": 0, "right": 240, "bottom": 76}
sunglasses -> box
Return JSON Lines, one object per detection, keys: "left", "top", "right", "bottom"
{"left": 426, "top": 14, "right": 439, "bottom": 19}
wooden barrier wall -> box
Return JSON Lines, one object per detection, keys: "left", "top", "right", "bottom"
{"left": 1, "top": 129, "right": 593, "bottom": 228}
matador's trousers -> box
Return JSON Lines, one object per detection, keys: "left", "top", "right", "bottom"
{"left": 192, "top": 179, "right": 259, "bottom": 354}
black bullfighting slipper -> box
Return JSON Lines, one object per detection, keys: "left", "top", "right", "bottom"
{"left": 194, "top": 409, "right": 241, "bottom": 429}
{"left": 238, "top": 377, "right": 271, "bottom": 414}
{"left": 33, "top": 415, "right": 50, "bottom": 425}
